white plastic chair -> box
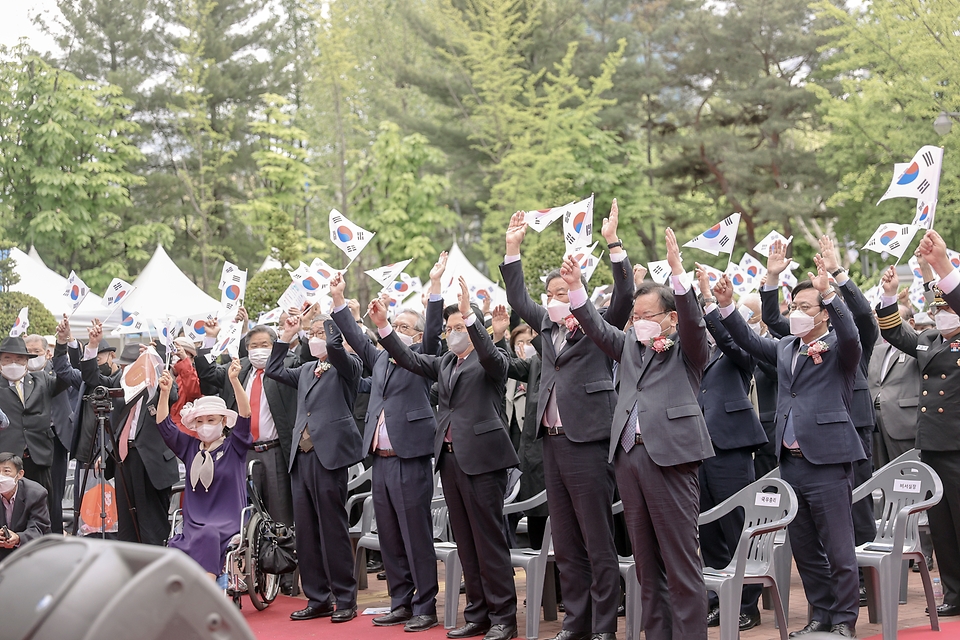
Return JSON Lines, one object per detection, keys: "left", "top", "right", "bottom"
{"left": 612, "top": 501, "right": 642, "bottom": 640}
{"left": 509, "top": 517, "right": 553, "bottom": 640}
{"left": 699, "top": 477, "right": 797, "bottom": 640}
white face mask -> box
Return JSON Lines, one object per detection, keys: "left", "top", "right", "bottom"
{"left": 309, "top": 337, "right": 327, "bottom": 359}
{"left": 0, "top": 474, "right": 17, "bottom": 494}
{"left": 518, "top": 344, "right": 536, "bottom": 359}
{"left": 195, "top": 422, "right": 224, "bottom": 443}
{"left": 27, "top": 355, "right": 47, "bottom": 372}
{"left": 247, "top": 348, "right": 271, "bottom": 370}
{"left": 788, "top": 309, "right": 816, "bottom": 337}
{"left": 738, "top": 306, "right": 754, "bottom": 321}
{"left": 397, "top": 332, "right": 415, "bottom": 347}
{"left": 546, "top": 299, "right": 570, "bottom": 323}
{"left": 935, "top": 311, "right": 960, "bottom": 334}
{"left": 633, "top": 318, "right": 662, "bottom": 343}
{"left": 446, "top": 330, "right": 471, "bottom": 356}
{"left": 0, "top": 363, "right": 27, "bottom": 382}
{"left": 749, "top": 321, "right": 765, "bottom": 336}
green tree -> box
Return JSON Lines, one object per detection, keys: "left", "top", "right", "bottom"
{"left": 244, "top": 268, "right": 290, "bottom": 316}
{"left": 0, "top": 292, "right": 57, "bottom": 336}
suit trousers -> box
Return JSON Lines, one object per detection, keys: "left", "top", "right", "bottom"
{"left": 699, "top": 447, "right": 762, "bottom": 614}
{"left": 873, "top": 410, "right": 915, "bottom": 468}
{"left": 23, "top": 453, "right": 56, "bottom": 536}
{"left": 852, "top": 428, "right": 877, "bottom": 548}
{"left": 248, "top": 447, "right": 293, "bottom": 525}
{"left": 115, "top": 446, "right": 172, "bottom": 545}
{"left": 438, "top": 451, "right": 517, "bottom": 627}
{"left": 49, "top": 438, "right": 68, "bottom": 535}
{"left": 373, "top": 454, "right": 439, "bottom": 615}
{"left": 542, "top": 434, "right": 619, "bottom": 633}
{"left": 291, "top": 451, "right": 357, "bottom": 610}
{"left": 919, "top": 450, "right": 960, "bottom": 607}
{"left": 753, "top": 420, "right": 778, "bottom": 480}
{"left": 615, "top": 443, "right": 707, "bottom": 640}
{"left": 780, "top": 454, "right": 858, "bottom": 627}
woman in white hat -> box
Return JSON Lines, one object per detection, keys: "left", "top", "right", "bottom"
{"left": 155, "top": 359, "right": 252, "bottom": 579}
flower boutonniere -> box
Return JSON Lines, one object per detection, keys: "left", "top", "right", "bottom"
{"left": 564, "top": 314, "right": 580, "bottom": 333}
{"left": 648, "top": 335, "right": 675, "bottom": 353}
{"left": 314, "top": 361, "right": 332, "bottom": 378}
{"left": 805, "top": 340, "right": 829, "bottom": 365}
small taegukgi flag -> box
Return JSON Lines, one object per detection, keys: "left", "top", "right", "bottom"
{"left": 63, "top": 271, "right": 90, "bottom": 312}
{"left": 9, "top": 307, "right": 29, "bottom": 337}
{"left": 387, "top": 273, "right": 421, "bottom": 303}
{"left": 329, "top": 209, "right": 375, "bottom": 263}
{"left": 878, "top": 146, "right": 944, "bottom": 228}
{"left": 561, "top": 195, "right": 595, "bottom": 253}
{"left": 103, "top": 278, "right": 135, "bottom": 308}
{"left": 684, "top": 213, "right": 740, "bottom": 256}
{"left": 112, "top": 309, "right": 148, "bottom": 336}
{"left": 647, "top": 260, "right": 670, "bottom": 284}
{"left": 862, "top": 223, "right": 922, "bottom": 260}
{"left": 365, "top": 259, "right": 413, "bottom": 289}
{"left": 753, "top": 230, "right": 793, "bottom": 258}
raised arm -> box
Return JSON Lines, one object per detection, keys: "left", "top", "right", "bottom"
{"left": 715, "top": 275, "right": 780, "bottom": 366}
{"left": 457, "top": 277, "right": 508, "bottom": 382}
{"left": 51, "top": 315, "right": 83, "bottom": 390}
{"left": 369, "top": 297, "right": 442, "bottom": 382}
{"left": 875, "top": 265, "right": 921, "bottom": 356}
{"left": 500, "top": 210, "right": 549, "bottom": 329}
{"left": 821, "top": 235, "right": 879, "bottom": 351}
{"left": 760, "top": 239, "right": 791, "bottom": 338}
{"left": 696, "top": 265, "right": 754, "bottom": 372}
{"left": 601, "top": 198, "right": 635, "bottom": 328}
{"left": 324, "top": 318, "right": 363, "bottom": 388}
{"left": 664, "top": 228, "right": 708, "bottom": 372}
{"left": 330, "top": 272, "right": 380, "bottom": 369}
{"left": 811, "top": 255, "right": 861, "bottom": 374}
{"left": 562, "top": 257, "right": 626, "bottom": 361}
{"left": 421, "top": 252, "right": 448, "bottom": 356}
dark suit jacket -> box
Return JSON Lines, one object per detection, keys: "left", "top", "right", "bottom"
{"left": 194, "top": 352, "right": 299, "bottom": 465}
{"left": 48, "top": 345, "right": 83, "bottom": 453}
{"left": 0, "top": 365, "right": 71, "bottom": 468}
{"left": 877, "top": 283, "right": 960, "bottom": 451}
{"left": 867, "top": 340, "right": 920, "bottom": 442}
{"left": 78, "top": 359, "right": 180, "bottom": 491}
{"left": 500, "top": 256, "right": 634, "bottom": 443}
{"left": 723, "top": 295, "right": 866, "bottom": 465}
{"left": 380, "top": 319, "right": 520, "bottom": 475}
{"left": 702, "top": 309, "right": 768, "bottom": 451}
{"left": 265, "top": 320, "right": 364, "bottom": 472}
{"left": 571, "top": 286, "right": 714, "bottom": 466}
{"left": 0, "top": 477, "right": 51, "bottom": 560}
{"left": 332, "top": 299, "right": 442, "bottom": 459}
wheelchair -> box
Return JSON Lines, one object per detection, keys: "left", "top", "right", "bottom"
{"left": 169, "top": 459, "right": 285, "bottom": 610}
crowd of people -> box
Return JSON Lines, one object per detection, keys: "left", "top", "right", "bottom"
{"left": 1, "top": 205, "right": 959, "bottom": 640}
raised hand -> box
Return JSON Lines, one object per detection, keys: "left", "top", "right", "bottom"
{"left": 330, "top": 272, "right": 347, "bottom": 306}
{"left": 880, "top": 265, "right": 899, "bottom": 297}
{"left": 766, "top": 239, "right": 789, "bottom": 280}
{"left": 228, "top": 357, "right": 242, "bottom": 382}
{"left": 457, "top": 276, "right": 472, "bottom": 318}
{"left": 280, "top": 314, "right": 300, "bottom": 343}
{"left": 809, "top": 254, "right": 830, "bottom": 295}
{"left": 204, "top": 317, "right": 220, "bottom": 339}
{"left": 347, "top": 298, "right": 362, "bottom": 320}
{"left": 300, "top": 302, "right": 320, "bottom": 330}
{"left": 560, "top": 255, "right": 583, "bottom": 289}
{"left": 235, "top": 306, "right": 248, "bottom": 326}
{"left": 694, "top": 263, "right": 712, "bottom": 298}
{"left": 633, "top": 264, "right": 647, "bottom": 286}
{"left": 665, "top": 228, "right": 684, "bottom": 275}
{"left": 818, "top": 235, "right": 839, "bottom": 274}
{"left": 491, "top": 305, "right": 510, "bottom": 341}
{"left": 56, "top": 314, "right": 72, "bottom": 345}
{"left": 601, "top": 198, "right": 620, "bottom": 244}
{"left": 159, "top": 370, "right": 173, "bottom": 392}
{"left": 429, "top": 251, "right": 449, "bottom": 283}
{"left": 506, "top": 211, "right": 528, "bottom": 254}
{"left": 714, "top": 274, "right": 734, "bottom": 308}
{"left": 87, "top": 319, "right": 103, "bottom": 349}
{"left": 368, "top": 298, "right": 388, "bottom": 329}
{"left": 918, "top": 229, "right": 952, "bottom": 278}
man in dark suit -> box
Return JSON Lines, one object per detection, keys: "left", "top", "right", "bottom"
{"left": 564, "top": 228, "right": 713, "bottom": 640}
{"left": 0, "top": 335, "right": 73, "bottom": 518}
{"left": 696, "top": 267, "right": 768, "bottom": 631}
{"left": 875, "top": 229, "right": 960, "bottom": 616}
{"left": 500, "top": 204, "right": 633, "bottom": 640}
{"left": 370, "top": 277, "right": 519, "bottom": 640}
{"left": 266, "top": 313, "right": 363, "bottom": 623}
{"left": 329, "top": 260, "right": 444, "bottom": 632}
{"left": 716, "top": 256, "right": 864, "bottom": 638}
{"left": 0, "top": 452, "right": 51, "bottom": 560}
{"left": 80, "top": 323, "right": 180, "bottom": 546}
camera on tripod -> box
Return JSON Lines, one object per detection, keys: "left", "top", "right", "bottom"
{"left": 83, "top": 386, "right": 124, "bottom": 414}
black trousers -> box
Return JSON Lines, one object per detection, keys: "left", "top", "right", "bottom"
{"left": 920, "top": 450, "right": 960, "bottom": 607}
{"left": 21, "top": 455, "right": 54, "bottom": 533}
{"left": 373, "top": 454, "right": 438, "bottom": 615}
{"left": 542, "top": 434, "right": 619, "bottom": 634}
{"left": 699, "top": 447, "right": 762, "bottom": 615}
{"left": 851, "top": 428, "right": 877, "bottom": 547}
{"left": 753, "top": 420, "right": 778, "bottom": 479}
{"left": 439, "top": 450, "right": 517, "bottom": 627}
{"left": 49, "top": 439, "right": 69, "bottom": 535}
{"left": 115, "top": 447, "right": 172, "bottom": 545}
{"left": 291, "top": 451, "right": 356, "bottom": 610}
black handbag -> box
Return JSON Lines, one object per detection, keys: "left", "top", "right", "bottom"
{"left": 256, "top": 518, "right": 297, "bottom": 574}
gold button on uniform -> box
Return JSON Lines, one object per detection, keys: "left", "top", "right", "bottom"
{"left": 924, "top": 375, "right": 929, "bottom": 380}
{"left": 939, "top": 408, "right": 945, "bottom": 413}
{"left": 941, "top": 391, "right": 946, "bottom": 396}
{"left": 942, "top": 374, "right": 947, "bottom": 379}
{"left": 921, "top": 407, "right": 927, "bottom": 412}
{"left": 923, "top": 391, "right": 928, "bottom": 396}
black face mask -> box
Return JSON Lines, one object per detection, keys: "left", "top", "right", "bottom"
{"left": 99, "top": 363, "right": 114, "bottom": 377}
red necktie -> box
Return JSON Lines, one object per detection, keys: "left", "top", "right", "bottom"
{"left": 250, "top": 369, "right": 263, "bottom": 441}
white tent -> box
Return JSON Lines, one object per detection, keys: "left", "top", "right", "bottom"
{"left": 440, "top": 242, "right": 507, "bottom": 308}
{"left": 8, "top": 247, "right": 108, "bottom": 327}
{"left": 115, "top": 245, "right": 221, "bottom": 321}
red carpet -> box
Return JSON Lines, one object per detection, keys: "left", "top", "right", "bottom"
{"left": 863, "top": 618, "right": 960, "bottom": 639}
{"left": 242, "top": 596, "right": 450, "bottom": 640}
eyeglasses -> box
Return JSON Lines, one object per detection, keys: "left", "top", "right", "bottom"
{"left": 308, "top": 329, "right": 326, "bottom": 339}
{"left": 392, "top": 322, "right": 417, "bottom": 333}
{"left": 630, "top": 311, "right": 668, "bottom": 323}
{"left": 788, "top": 303, "right": 820, "bottom": 313}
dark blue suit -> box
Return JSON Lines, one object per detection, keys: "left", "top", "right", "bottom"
{"left": 700, "top": 309, "right": 768, "bottom": 616}
{"left": 722, "top": 294, "right": 864, "bottom": 629}
{"left": 332, "top": 299, "right": 442, "bottom": 617}
{"left": 265, "top": 319, "right": 363, "bottom": 612}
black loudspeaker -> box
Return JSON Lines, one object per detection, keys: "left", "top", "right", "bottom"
{"left": 0, "top": 537, "right": 256, "bottom": 640}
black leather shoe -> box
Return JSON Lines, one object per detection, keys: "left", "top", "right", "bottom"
{"left": 739, "top": 612, "right": 761, "bottom": 631}
{"left": 706, "top": 606, "right": 721, "bottom": 627}
{"left": 331, "top": 605, "right": 357, "bottom": 623}
{"left": 830, "top": 623, "right": 855, "bottom": 637}
{"left": 927, "top": 603, "right": 960, "bottom": 616}
{"left": 290, "top": 605, "right": 334, "bottom": 620}
{"left": 367, "top": 559, "right": 384, "bottom": 573}
{"left": 373, "top": 606, "right": 412, "bottom": 626}
{"left": 447, "top": 622, "right": 491, "bottom": 638}
{"left": 405, "top": 614, "right": 439, "bottom": 632}
{"left": 859, "top": 586, "right": 868, "bottom": 607}
{"left": 550, "top": 631, "right": 591, "bottom": 640}
{"left": 617, "top": 604, "right": 625, "bottom": 617}
{"left": 483, "top": 624, "right": 518, "bottom": 640}
{"left": 378, "top": 571, "right": 387, "bottom": 580}
{"left": 789, "top": 620, "right": 829, "bottom": 637}
{"left": 592, "top": 634, "right": 617, "bottom": 640}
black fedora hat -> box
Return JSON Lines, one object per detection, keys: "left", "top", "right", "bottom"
{"left": 0, "top": 336, "right": 40, "bottom": 358}
{"left": 116, "top": 344, "right": 142, "bottom": 366}
{"left": 97, "top": 340, "right": 117, "bottom": 354}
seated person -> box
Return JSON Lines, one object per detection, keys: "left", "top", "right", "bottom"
{"left": 0, "top": 451, "right": 51, "bottom": 559}
{"left": 155, "top": 360, "right": 252, "bottom": 579}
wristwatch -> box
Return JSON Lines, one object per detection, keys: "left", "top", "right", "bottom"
{"left": 702, "top": 297, "right": 717, "bottom": 305}
{"left": 831, "top": 268, "right": 845, "bottom": 277}
{"left": 607, "top": 240, "right": 623, "bottom": 250}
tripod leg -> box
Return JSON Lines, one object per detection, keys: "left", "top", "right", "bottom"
{"left": 103, "top": 415, "right": 143, "bottom": 544}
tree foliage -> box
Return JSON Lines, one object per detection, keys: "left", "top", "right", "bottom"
{"left": 0, "top": 292, "right": 57, "bottom": 336}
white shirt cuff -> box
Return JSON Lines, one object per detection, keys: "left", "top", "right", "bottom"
{"left": 939, "top": 268, "right": 960, "bottom": 294}
{"left": 880, "top": 295, "right": 898, "bottom": 308}
{"left": 503, "top": 254, "right": 520, "bottom": 264}
{"left": 719, "top": 303, "right": 737, "bottom": 319}
{"left": 428, "top": 293, "right": 443, "bottom": 302}
{"left": 68, "top": 339, "right": 79, "bottom": 348}
{"left": 822, "top": 292, "right": 837, "bottom": 305}
{"left": 568, "top": 286, "right": 588, "bottom": 309}
{"left": 464, "top": 314, "right": 476, "bottom": 327}
{"left": 671, "top": 273, "right": 691, "bottom": 294}
{"left": 333, "top": 303, "right": 347, "bottom": 313}
{"left": 378, "top": 325, "right": 393, "bottom": 338}
{"left": 203, "top": 336, "right": 217, "bottom": 349}
{"left": 704, "top": 303, "right": 718, "bottom": 315}
{"left": 82, "top": 345, "right": 98, "bottom": 361}
{"left": 762, "top": 283, "right": 779, "bottom": 292}
{"left": 610, "top": 252, "right": 627, "bottom": 263}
